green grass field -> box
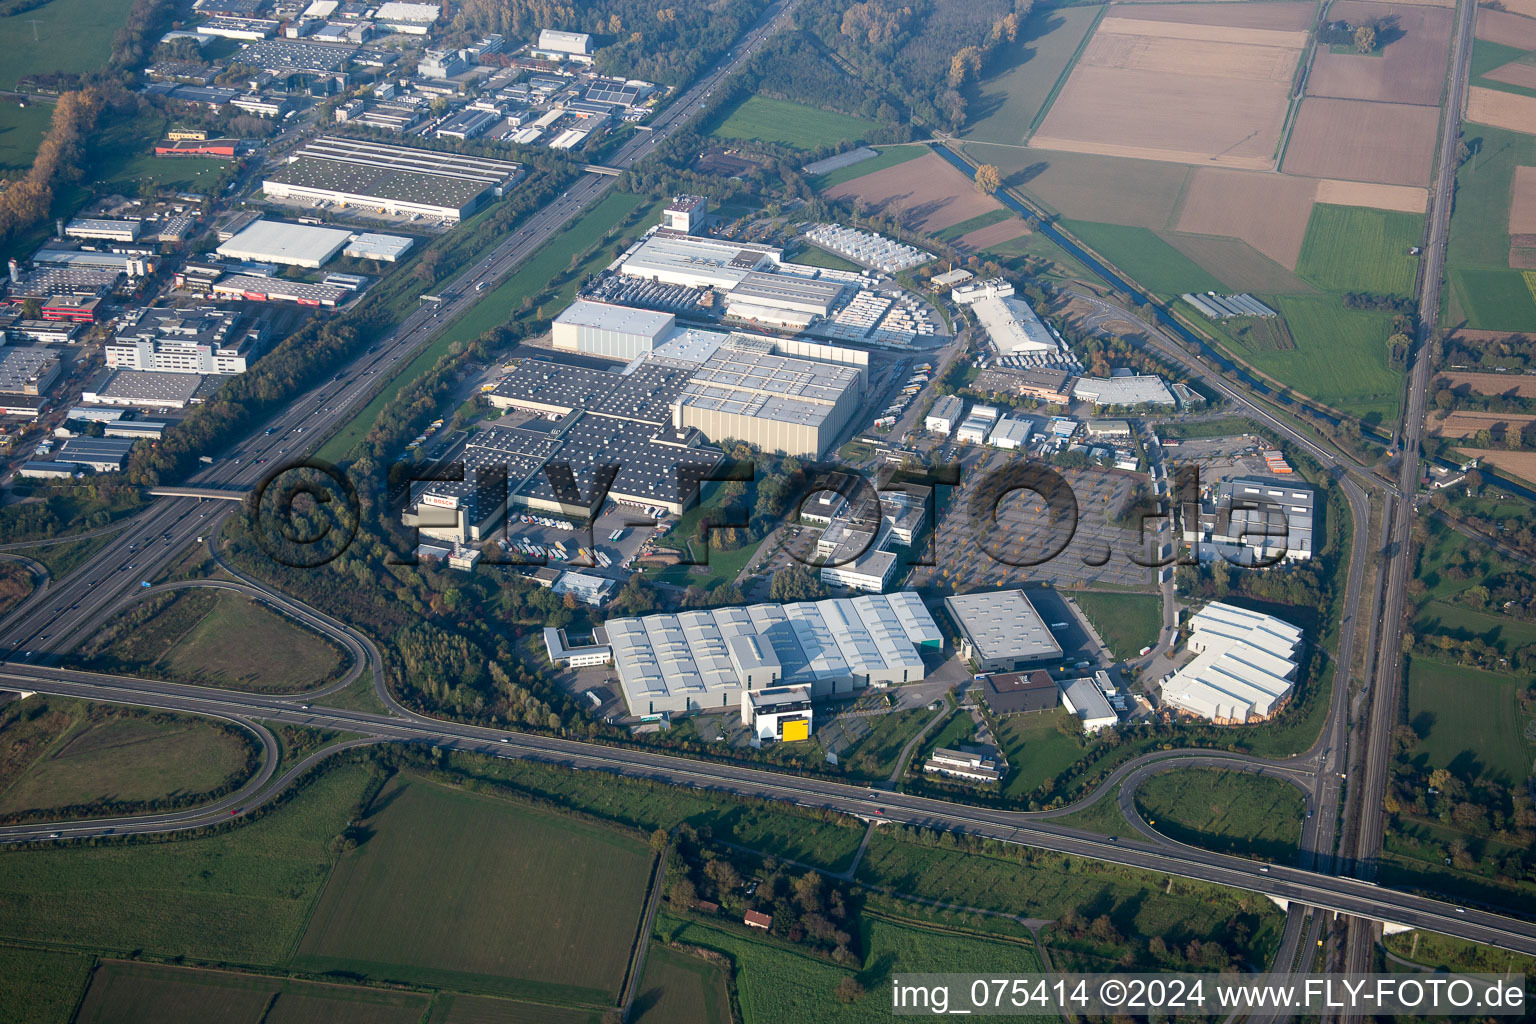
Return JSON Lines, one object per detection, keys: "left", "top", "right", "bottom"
{"left": 318, "top": 192, "right": 651, "bottom": 462}
{"left": 0, "top": 0, "right": 136, "bottom": 89}
{"left": 450, "top": 752, "right": 868, "bottom": 872}
{"left": 0, "top": 100, "right": 52, "bottom": 173}
{"left": 0, "top": 762, "right": 377, "bottom": 963}
{"left": 74, "top": 960, "right": 430, "bottom": 1024}
{"left": 1414, "top": 599, "right": 1536, "bottom": 658}
{"left": 83, "top": 589, "right": 346, "bottom": 692}
{"left": 1242, "top": 295, "right": 1402, "bottom": 423}
{"left": 1044, "top": 788, "right": 1134, "bottom": 837}
{"left": 1295, "top": 205, "right": 1423, "bottom": 296}
{"left": 634, "top": 945, "right": 733, "bottom": 1024}
{"left": 1442, "top": 124, "right": 1536, "bottom": 328}
{"left": 990, "top": 710, "right": 1087, "bottom": 800}
{"left": 712, "top": 96, "right": 878, "bottom": 150}
{"left": 962, "top": 4, "right": 1103, "bottom": 142}
{"left": 295, "top": 775, "right": 653, "bottom": 1003}
{"left": 655, "top": 912, "right": 1044, "bottom": 1024}
{"left": 0, "top": 946, "right": 92, "bottom": 1024}
{"left": 810, "top": 145, "right": 925, "bottom": 189}
{"left": 1059, "top": 220, "right": 1226, "bottom": 295}
{"left": 1070, "top": 591, "right": 1161, "bottom": 661}
{"left": 1133, "top": 768, "right": 1306, "bottom": 862}
{"left": 161, "top": 591, "right": 345, "bottom": 691}
{"left": 936, "top": 209, "right": 1013, "bottom": 243}
{"left": 1470, "top": 38, "right": 1536, "bottom": 99}
{"left": 0, "top": 705, "right": 252, "bottom": 818}
{"left": 787, "top": 244, "right": 863, "bottom": 271}
{"left": 1448, "top": 267, "right": 1536, "bottom": 331}
{"left": 1405, "top": 659, "right": 1534, "bottom": 782}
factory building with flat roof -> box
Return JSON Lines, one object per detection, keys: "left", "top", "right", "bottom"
{"left": 671, "top": 335, "right": 865, "bottom": 458}
{"left": 552, "top": 300, "right": 677, "bottom": 361}
{"left": 1159, "top": 602, "right": 1301, "bottom": 723}
{"left": 106, "top": 306, "right": 267, "bottom": 375}
{"left": 1185, "top": 477, "right": 1315, "bottom": 565}
{"left": 343, "top": 232, "right": 414, "bottom": 262}
{"left": 607, "top": 592, "right": 941, "bottom": 717}
{"left": 1072, "top": 374, "right": 1176, "bottom": 409}
{"left": 620, "top": 233, "right": 781, "bottom": 290}
{"left": 944, "top": 589, "right": 1063, "bottom": 673}
{"left": 263, "top": 135, "right": 521, "bottom": 221}
{"left": 723, "top": 271, "right": 846, "bottom": 329}
{"left": 215, "top": 219, "right": 354, "bottom": 268}
{"left": 82, "top": 368, "right": 211, "bottom": 409}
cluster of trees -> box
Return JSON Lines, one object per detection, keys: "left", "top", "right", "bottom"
{"left": 1431, "top": 380, "right": 1536, "bottom": 417}
{"left": 1409, "top": 630, "right": 1536, "bottom": 672}
{"left": 1343, "top": 292, "right": 1416, "bottom": 315}
{"left": 0, "top": 88, "right": 100, "bottom": 250}
{"left": 1442, "top": 332, "right": 1536, "bottom": 371}
{"left": 0, "top": 477, "right": 143, "bottom": 543}
{"left": 748, "top": 31, "right": 907, "bottom": 130}
{"left": 663, "top": 824, "right": 861, "bottom": 963}
{"left": 449, "top": 0, "right": 762, "bottom": 85}
{"left": 1320, "top": 19, "right": 1381, "bottom": 54}
{"left": 800, "top": 0, "right": 1032, "bottom": 130}
{"left": 1176, "top": 558, "right": 1330, "bottom": 609}
{"left": 1386, "top": 722, "right": 1536, "bottom": 884}
{"left": 1427, "top": 490, "right": 1536, "bottom": 563}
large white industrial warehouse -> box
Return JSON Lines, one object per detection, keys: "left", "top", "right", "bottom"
{"left": 671, "top": 334, "right": 865, "bottom": 458}
{"left": 1158, "top": 602, "right": 1303, "bottom": 723}
{"left": 606, "top": 592, "right": 942, "bottom": 718}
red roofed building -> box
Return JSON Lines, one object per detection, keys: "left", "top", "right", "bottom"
{"left": 743, "top": 910, "right": 771, "bottom": 930}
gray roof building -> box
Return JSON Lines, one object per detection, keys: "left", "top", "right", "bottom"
{"left": 944, "top": 590, "right": 1063, "bottom": 672}
{"left": 607, "top": 592, "right": 941, "bottom": 717}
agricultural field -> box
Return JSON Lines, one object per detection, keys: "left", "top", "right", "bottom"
{"left": 0, "top": 701, "right": 253, "bottom": 819}
{"left": 1059, "top": 220, "right": 1225, "bottom": 294}
{"left": 74, "top": 961, "right": 430, "bottom": 1024}
{"left": 0, "top": 946, "right": 93, "bottom": 1024}
{"left": 1294, "top": 205, "right": 1425, "bottom": 296}
{"left": 633, "top": 945, "right": 733, "bottom": 1024}
{"left": 429, "top": 994, "right": 604, "bottom": 1024}
{"left": 822, "top": 151, "right": 1007, "bottom": 234}
{"left": 445, "top": 752, "right": 870, "bottom": 872}
{"left": 1429, "top": 410, "right": 1536, "bottom": 439}
{"left": 79, "top": 589, "right": 346, "bottom": 692}
{"left": 808, "top": 145, "right": 924, "bottom": 189}
{"left": 1404, "top": 660, "right": 1534, "bottom": 783}
{"left": 1414, "top": 598, "right": 1536, "bottom": 660}
{"left": 712, "top": 96, "right": 878, "bottom": 150}
{"left": 1032, "top": 6, "right": 1309, "bottom": 170}
{"left": 1307, "top": 1, "right": 1454, "bottom": 105}
{"left": 0, "top": 0, "right": 136, "bottom": 90}
{"left": 1434, "top": 369, "right": 1536, "bottom": 399}
{"left": 1238, "top": 296, "right": 1403, "bottom": 422}
{"left": 0, "top": 762, "right": 378, "bottom": 963}
{"left": 294, "top": 775, "right": 654, "bottom": 1003}
{"left": 962, "top": 4, "right": 1104, "bottom": 143}
{"left": 1070, "top": 591, "right": 1163, "bottom": 661}
{"left": 0, "top": 101, "right": 52, "bottom": 174}
{"left": 653, "top": 912, "right": 1045, "bottom": 1024}
{"left": 1453, "top": 446, "right": 1536, "bottom": 484}
{"left": 1282, "top": 97, "right": 1442, "bottom": 187}
{"left": 1132, "top": 768, "right": 1307, "bottom": 862}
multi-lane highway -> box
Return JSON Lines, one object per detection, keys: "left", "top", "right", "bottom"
{"left": 0, "top": 0, "right": 801, "bottom": 660}
{"left": 2, "top": 660, "right": 1535, "bottom": 956}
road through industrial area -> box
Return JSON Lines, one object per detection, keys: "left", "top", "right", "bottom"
{"left": 0, "top": 0, "right": 1523, "bottom": 992}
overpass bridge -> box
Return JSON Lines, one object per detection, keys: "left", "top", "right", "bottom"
{"left": 581, "top": 164, "right": 623, "bottom": 176}
{"left": 149, "top": 486, "right": 250, "bottom": 501}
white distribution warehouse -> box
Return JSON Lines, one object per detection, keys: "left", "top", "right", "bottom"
{"left": 1158, "top": 602, "right": 1302, "bottom": 723}
{"left": 606, "top": 592, "right": 942, "bottom": 718}
{"left": 215, "top": 219, "right": 353, "bottom": 268}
